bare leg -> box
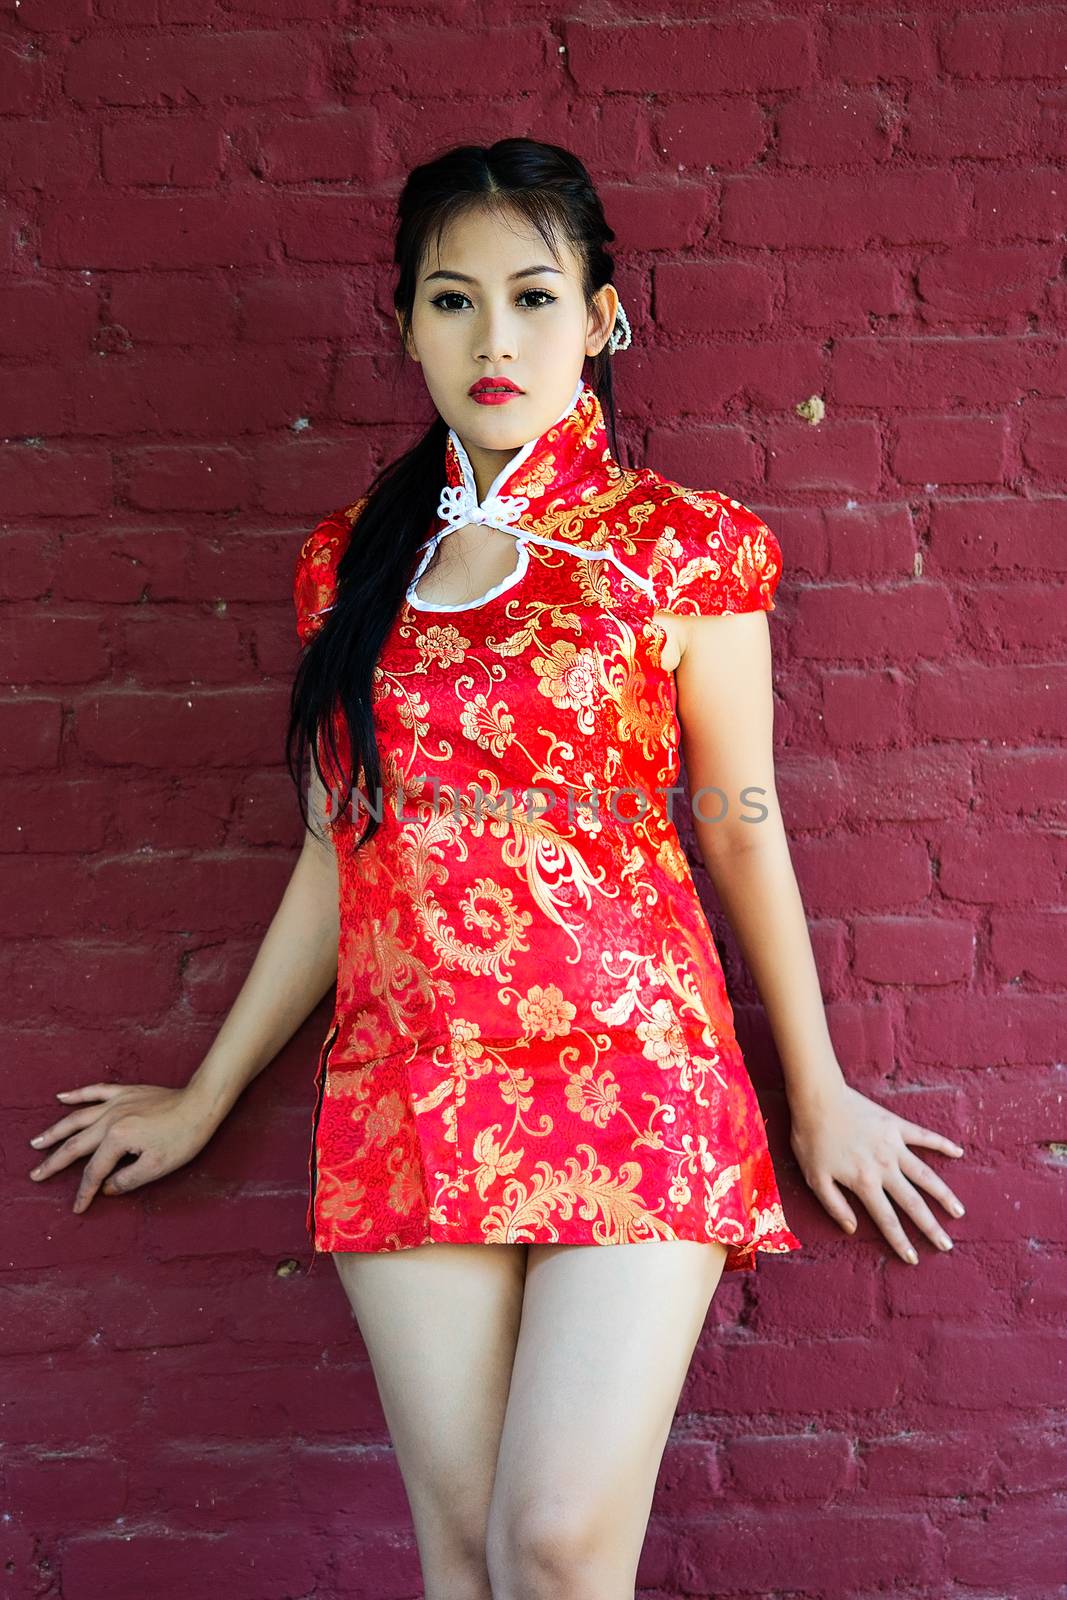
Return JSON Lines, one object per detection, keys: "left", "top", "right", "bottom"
{"left": 332, "top": 1242, "right": 528, "bottom": 1600}
{"left": 486, "top": 1238, "right": 729, "bottom": 1600}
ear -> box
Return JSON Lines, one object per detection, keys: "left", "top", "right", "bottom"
{"left": 395, "top": 309, "right": 420, "bottom": 363}
{"left": 587, "top": 284, "right": 619, "bottom": 358}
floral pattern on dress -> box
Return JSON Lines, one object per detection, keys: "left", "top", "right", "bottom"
{"left": 294, "top": 380, "right": 800, "bottom": 1272}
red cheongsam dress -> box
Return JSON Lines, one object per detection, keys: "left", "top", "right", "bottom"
{"left": 293, "top": 376, "right": 802, "bottom": 1273}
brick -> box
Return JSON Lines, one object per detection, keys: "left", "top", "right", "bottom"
{"left": 944, "top": 14, "right": 1067, "bottom": 79}
{"left": 563, "top": 18, "right": 815, "bottom": 94}
{"left": 838, "top": 746, "right": 974, "bottom": 824}
{"left": 777, "top": 87, "right": 890, "bottom": 165}
{"left": 907, "top": 994, "right": 1061, "bottom": 1066}
{"left": 832, "top": 335, "right": 1036, "bottom": 408}
{"left": 43, "top": 196, "right": 279, "bottom": 270}
{"left": 792, "top": 584, "right": 956, "bottom": 661}
{"left": 822, "top": 667, "right": 911, "bottom": 746}
{"left": 107, "top": 273, "right": 236, "bottom": 345}
{"left": 258, "top": 106, "right": 382, "bottom": 183}
{"left": 904, "top": 84, "right": 1025, "bottom": 158}
{"left": 973, "top": 167, "right": 1067, "bottom": 241}
{"left": 928, "top": 495, "right": 1067, "bottom": 574}
{"left": 60, "top": 1532, "right": 327, "bottom": 1600}
{"left": 636, "top": 342, "right": 824, "bottom": 413}
{"left": 1022, "top": 400, "right": 1067, "bottom": 476}
{"left": 685, "top": 1507, "right": 937, "bottom": 1590}
{"left": 863, "top": 1431, "right": 999, "bottom": 1496}
{"left": 989, "top": 911, "right": 1067, "bottom": 983}
{"left": 966, "top": 582, "right": 1067, "bottom": 654}
{"left": 0, "top": 37, "right": 46, "bottom": 114}
{"left": 0, "top": 448, "right": 113, "bottom": 517}
{"left": 101, "top": 116, "right": 225, "bottom": 187}
{"left": 767, "top": 419, "right": 882, "bottom": 492}
{"left": 722, "top": 172, "right": 967, "bottom": 247}
{"left": 724, "top": 1430, "right": 855, "bottom": 1498}
{"left": 938, "top": 829, "right": 1067, "bottom": 905}
{"left": 914, "top": 662, "right": 1067, "bottom": 740}
{"left": 853, "top": 917, "right": 976, "bottom": 984}
{"left": 917, "top": 244, "right": 1056, "bottom": 319}
{"left": 64, "top": 31, "right": 321, "bottom": 107}
{"left": 656, "top": 260, "right": 775, "bottom": 334}
{"left": 0, "top": 697, "right": 63, "bottom": 772}
{"left": 0, "top": 282, "right": 98, "bottom": 358}
{"left": 786, "top": 255, "right": 904, "bottom": 328}
{"left": 647, "top": 424, "right": 762, "bottom": 492}
{"left": 892, "top": 413, "right": 1011, "bottom": 486}
{"left": 790, "top": 835, "right": 931, "bottom": 913}
{"left": 653, "top": 97, "right": 767, "bottom": 171}
{"left": 826, "top": 16, "right": 937, "bottom": 83}
{"left": 978, "top": 748, "right": 1067, "bottom": 823}
{"left": 919, "top": 1328, "right": 1065, "bottom": 1406}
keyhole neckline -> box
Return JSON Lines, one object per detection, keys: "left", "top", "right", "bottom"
{"left": 405, "top": 526, "right": 532, "bottom": 614}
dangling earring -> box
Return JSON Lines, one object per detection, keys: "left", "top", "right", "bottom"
{"left": 607, "top": 301, "right": 632, "bottom": 354}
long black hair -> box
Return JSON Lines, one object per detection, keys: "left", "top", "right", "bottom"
{"left": 286, "top": 136, "right": 628, "bottom": 852}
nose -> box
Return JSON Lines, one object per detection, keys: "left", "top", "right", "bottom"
{"left": 475, "top": 307, "right": 518, "bottom": 365}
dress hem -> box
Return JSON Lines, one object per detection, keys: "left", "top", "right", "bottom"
{"left": 306, "top": 1219, "right": 803, "bottom": 1277}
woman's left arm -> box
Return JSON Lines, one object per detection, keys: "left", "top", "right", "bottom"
{"left": 673, "top": 609, "right": 968, "bottom": 1265}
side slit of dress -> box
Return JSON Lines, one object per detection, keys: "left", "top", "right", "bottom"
{"left": 306, "top": 1021, "right": 339, "bottom": 1277}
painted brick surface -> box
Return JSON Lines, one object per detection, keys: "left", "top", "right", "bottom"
{"left": 3, "top": 2, "right": 1063, "bottom": 1596}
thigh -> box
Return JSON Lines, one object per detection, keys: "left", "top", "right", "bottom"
{"left": 488, "top": 1239, "right": 728, "bottom": 1576}
{"left": 332, "top": 1242, "right": 528, "bottom": 1560}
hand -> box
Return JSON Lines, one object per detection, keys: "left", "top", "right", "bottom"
{"left": 789, "top": 1081, "right": 966, "bottom": 1265}
{"left": 28, "top": 1082, "right": 222, "bottom": 1216}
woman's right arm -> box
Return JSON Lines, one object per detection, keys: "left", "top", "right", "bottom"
{"left": 28, "top": 765, "right": 342, "bottom": 1214}
{"left": 183, "top": 763, "right": 341, "bottom": 1126}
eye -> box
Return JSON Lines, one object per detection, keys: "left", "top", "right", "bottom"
{"left": 429, "top": 289, "right": 558, "bottom": 312}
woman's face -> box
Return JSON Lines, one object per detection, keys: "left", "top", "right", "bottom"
{"left": 400, "top": 205, "right": 617, "bottom": 496}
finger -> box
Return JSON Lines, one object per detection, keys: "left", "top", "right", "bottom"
{"left": 897, "top": 1121, "right": 964, "bottom": 1159}
{"left": 28, "top": 1125, "right": 107, "bottom": 1184}
{"left": 849, "top": 1180, "right": 920, "bottom": 1265}
{"left": 811, "top": 1177, "right": 860, "bottom": 1236}
{"left": 55, "top": 1084, "right": 124, "bottom": 1103}
{"left": 73, "top": 1138, "right": 134, "bottom": 1214}
{"left": 898, "top": 1150, "right": 967, "bottom": 1220}
{"left": 29, "top": 1109, "right": 107, "bottom": 1154}
{"left": 883, "top": 1170, "right": 955, "bottom": 1254}
{"left": 102, "top": 1155, "right": 157, "bottom": 1198}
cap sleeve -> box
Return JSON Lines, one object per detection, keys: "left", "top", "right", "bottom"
{"left": 652, "top": 490, "right": 783, "bottom": 618}
{"left": 293, "top": 498, "right": 367, "bottom": 645}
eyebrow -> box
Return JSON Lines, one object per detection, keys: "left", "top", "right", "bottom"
{"left": 422, "top": 265, "right": 565, "bottom": 285}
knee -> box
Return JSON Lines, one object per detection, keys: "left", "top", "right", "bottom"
{"left": 417, "top": 1497, "right": 493, "bottom": 1600}
{"left": 486, "top": 1495, "right": 610, "bottom": 1600}
{"left": 422, "top": 1527, "right": 492, "bottom": 1600}
{"left": 424, "top": 1551, "right": 491, "bottom": 1600}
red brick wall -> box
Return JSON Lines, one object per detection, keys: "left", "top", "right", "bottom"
{"left": 4, "top": 2, "right": 1064, "bottom": 1596}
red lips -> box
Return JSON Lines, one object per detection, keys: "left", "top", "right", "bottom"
{"left": 469, "top": 377, "right": 524, "bottom": 396}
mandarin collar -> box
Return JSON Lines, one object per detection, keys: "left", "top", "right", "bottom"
{"left": 433, "top": 377, "right": 605, "bottom": 543}
{"left": 410, "top": 377, "right": 655, "bottom": 602}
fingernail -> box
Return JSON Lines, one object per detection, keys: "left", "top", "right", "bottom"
{"left": 937, "top": 1235, "right": 953, "bottom": 1251}
{"left": 906, "top": 1247, "right": 918, "bottom": 1264}
{"left": 56, "top": 1091, "right": 73, "bottom": 1099}
{"left": 29, "top": 1135, "right": 44, "bottom": 1146}
{"left": 30, "top": 1168, "right": 43, "bottom": 1180}
{"left": 952, "top": 1202, "right": 965, "bottom": 1217}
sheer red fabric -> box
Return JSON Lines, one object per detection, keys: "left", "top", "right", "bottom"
{"left": 293, "top": 380, "right": 801, "bottom": 1271}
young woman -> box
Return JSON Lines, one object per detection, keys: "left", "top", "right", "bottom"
{"left": 29, "top": 139, "right": 967, "bottom": 1599}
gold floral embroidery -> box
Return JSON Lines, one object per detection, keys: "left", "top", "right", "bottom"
{"left": 295, "top": 382, "right": 799, "bottom": 1273}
